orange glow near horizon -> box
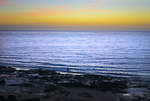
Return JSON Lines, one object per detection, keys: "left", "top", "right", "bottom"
{"left": 1, "top": 9, "right": 150, "bottom": 26}
{"left": 0, "top": 0, "right": 150, "bottom": 30}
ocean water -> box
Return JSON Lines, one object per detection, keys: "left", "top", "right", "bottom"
{"left": 0, "top": 31, "right": 150, "bottom": 77}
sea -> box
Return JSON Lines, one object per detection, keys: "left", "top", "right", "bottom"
{"left": 0, "top": 31, "right": 150, "bottom": 78}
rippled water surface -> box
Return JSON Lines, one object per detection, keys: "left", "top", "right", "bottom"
{"left": 0, "top": 31, "right": 150, "bottom": 77}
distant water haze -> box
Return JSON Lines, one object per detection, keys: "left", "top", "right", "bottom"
{"left": 0, "top": 31, "right": 150, "bottom": 77}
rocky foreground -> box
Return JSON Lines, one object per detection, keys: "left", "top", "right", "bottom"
{"left": 0, "top": 66, "right": 150, "bottom": 101}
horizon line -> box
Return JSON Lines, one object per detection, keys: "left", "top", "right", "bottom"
{"left": 0, "top": 30, "right": 150, "bottom": 32}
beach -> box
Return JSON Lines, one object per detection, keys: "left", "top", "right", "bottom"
{"left": 0, "top": 0, "right": 150, "bottom": 100}
{"left": 0, "top": 66, "right": 150, "bottom": 101}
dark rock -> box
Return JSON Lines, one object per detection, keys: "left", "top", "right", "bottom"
{"left": 19, "top": 83, "right": 32, "bottom": 87}
{"left": 20, "top": 98, "right": 40, "bottom": 101}
{"left": 0, "top": 79, "right": 6, "bottom": 85}
{"left": 0, "top": 66, "right": 16, "bottom": 73}
{"left": 79, "top": 92, "right": 94, "bottom": 98}
{"left": 8, "top": 84, "right": 18, "bottom": 86}
{"left": 44, "top": 84, "right": 58, "bottom": 92}
{"left": 30, "top": 69, "right": 56, "bottom": 75}
{"left": 42, "top": 95, "right": 51, "bottom": 99}
{"left": 39, "top": 76, "right": 49, "bottom": 81}
{"left": 59, "top": 82, "right": 88, "bottom": 88}
{"left": 97, "top": 80, "right": 127, "bottom": 92}
{"left": 7, "top": 95, "right": 17, "bottom": 101}
{"left": 8, "top": 83, "right": 32, "bottom": 87}
{"left": 0, "top": 96, "right": 7, "bottom": 101}
{"left": 84, "top": 74, "right": 108, "bottom": 80}
{"left": 59, "top": 90, "right": 70, "bottom": 96}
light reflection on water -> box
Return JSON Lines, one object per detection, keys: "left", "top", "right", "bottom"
{"left": 0, "top": 31, "right": 150, "bottom": 77}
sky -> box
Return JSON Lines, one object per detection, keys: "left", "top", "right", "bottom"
{"left": 0, "top": 0, "right": 150, "bottom": 31}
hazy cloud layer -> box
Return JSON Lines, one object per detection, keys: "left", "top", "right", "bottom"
{"left": 0, "top": 0, "right": 150, "bottom": 30}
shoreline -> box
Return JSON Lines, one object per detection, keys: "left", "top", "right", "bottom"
{"left": 6, "top": 66, "right": 144, "bottom": 78}
{"left": 0, "top": 66, "right": 150, "bottom": 101}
